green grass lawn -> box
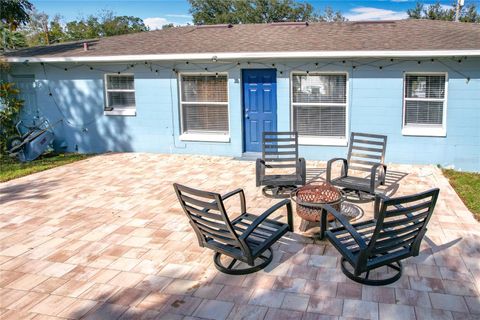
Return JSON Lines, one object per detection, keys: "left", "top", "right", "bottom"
{"left": 0, "top": 153, "right": 91, "bottom": 183}
{"left": 442, "top": 169, "right": 480, "bottom": 221}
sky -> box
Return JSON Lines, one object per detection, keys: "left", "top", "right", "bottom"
{"left": 31, "top": 0, "right": 480, "bottom": 29}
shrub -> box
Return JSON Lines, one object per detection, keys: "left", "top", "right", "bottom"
{"left": 0, "top": 81, "right": 24, "bottom": 156}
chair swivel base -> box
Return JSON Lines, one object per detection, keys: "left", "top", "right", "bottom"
{"left": 213, "top": 248, "right": 273, "bottom": 275}
{"left": 340, "top": 257, "right": 403, "bottom": 286}
{"left": 262, "top": 185, "right": 297, "bottom": 198}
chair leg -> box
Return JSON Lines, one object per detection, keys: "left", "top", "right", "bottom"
{"left": 340, "top": 258, "right": 403, "bottom": 286}
{"left": 213, "top": 248, "right": 273, "bottom": 275}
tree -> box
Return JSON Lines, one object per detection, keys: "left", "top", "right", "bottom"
{"left": 320, "top": 6, "right": 347, "bottom": 22}
{"left": 1, "top": 0, "right": 33, "bottom": 51}
{"left": 21, "top": 10, "right": 66, "bottom": 46}
{"left": 64, "top": 10, "right": 148, "bottom": 41}
{"left": 407, "top": 1, "right": 479, "bottom": 22}
{"left": 188, "top": 0, "right": 345, "bottom": 25}
{"left": 162, "top": 23, "right": 175, "bottom": 29}
{"left": 0, "top": 26, "right": 27, "bottom": 49}
{"left": 0, "top": 0, "right": 33, "bottom": 30}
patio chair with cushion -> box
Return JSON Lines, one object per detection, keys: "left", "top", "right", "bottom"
{"left": 173, "top": 183, "right": 293, "bottom": 274}
{"left": 256, "top": 131, "right": 306, "bottom": 197}
{"left": 325, "top": 188, "right": 439, "bottom": 286}
{"left": 326, "top": 132, "right": 387, "bottom": 197}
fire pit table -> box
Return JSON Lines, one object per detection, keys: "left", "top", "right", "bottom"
{"left": 291, "top": 183, "right": 345, "bottom": 239}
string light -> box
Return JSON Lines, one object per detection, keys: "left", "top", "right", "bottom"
{"left": 30, "top": 57, "right": 472, "bottom": 86}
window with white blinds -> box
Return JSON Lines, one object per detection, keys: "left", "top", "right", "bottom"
{"left": 180, "top": 74, "right": 229, "bottom": 134}
{"left": 403, "top": 74, "right": 447, "bottom": 135}
{"left": 291, "top": 73, "right": 347, "bottom": 141}
{"left": 105, "top": 74, "right": 136, "bottom": 113}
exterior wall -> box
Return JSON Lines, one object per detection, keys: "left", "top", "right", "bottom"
{"left": 6, "top": 57, "right": 480, "bottom": 171}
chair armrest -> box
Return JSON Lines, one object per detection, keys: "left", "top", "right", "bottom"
{"left": 256, "top": 159, "right": 266, "bottom": 187}
{"left": 370, "top": 163, "right": 387, "bottom": 193}
{"left": 374, "top": 193, "right": 389, "bottom": 217}
{"left": 221, "top": 188, "right": 246, "bottom": 214}
{"left": 326, "top": 158, "right": 348, "bottom": 183}
{"left": 240, "top": 199, "right": 293, "bottom": 240}
{"left": 323, "top": 203, "right": 367, "bottom": 250}
{"left": 297, "top": 157, "right": 306, "bottom": 185}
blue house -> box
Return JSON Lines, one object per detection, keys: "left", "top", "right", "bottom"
{"left": 2, "top": 20, "right": 480, "bottom": 171}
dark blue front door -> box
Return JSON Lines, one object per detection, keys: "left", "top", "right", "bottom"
{"left": 242, "top": 69, "right": 277, "bottom": 152}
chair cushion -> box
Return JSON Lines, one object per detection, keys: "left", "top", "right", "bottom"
{"left": 262, "top": 174, "right": 303, "bottom": 186}
{"left": 232, "top": 213, "right": 290, "bottom": 257}
{"left": 331, "top": 175, "right": 377, "bottom": 193}
{"left": 327, "top": 219, "right": 413, "bottom": 270}
{"left": 326, "top": 219, "right": 377, "bottom": 265}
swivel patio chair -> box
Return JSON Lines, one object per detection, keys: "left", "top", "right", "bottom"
{"left": 173, "top": 183, "right": 293, "bottom": 274}
{"left": 325, "top": 188, "right": 439, "bottom": 286}
{"left": 256, "top": 131, "right": 306, "bottom": 197}
{"left": 326, "top": 132, "right": 387, "bottom": 198}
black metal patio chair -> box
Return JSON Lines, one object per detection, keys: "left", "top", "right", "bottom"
{"left": 173, "top": 183, "right": 293, "bottom": 274}
{"left": 256, "top": 131, "right": 306, "bottom": 197}
{"left": 326, "top": 132, "right": 387, "bottom": 198}
{"left": 325, "top": 188, "right": 439, "bottom": 286}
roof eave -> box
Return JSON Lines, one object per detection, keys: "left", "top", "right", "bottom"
{"left": 5, "top": 50, "right": 480, "bottom": 63}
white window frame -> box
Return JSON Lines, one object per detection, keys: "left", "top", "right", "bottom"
{"left": 104, "top": 73, "right": 136, "bottom": 116}
{"left": 178, "top": 72, "right": 230, "bottom": 142}
{"left": 402, "top": 72, "right": 448, "bottom": 137}
{"left": 290, "top": 71, "right": 349, "bottom": 146}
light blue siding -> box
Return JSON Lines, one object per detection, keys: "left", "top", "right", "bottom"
{"left": 7, "top": 57, "right": 480, "bottom": 171}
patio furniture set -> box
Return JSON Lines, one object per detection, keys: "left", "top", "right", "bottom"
{"left": 173, "top": 131, "right": 440, "bottom": 286}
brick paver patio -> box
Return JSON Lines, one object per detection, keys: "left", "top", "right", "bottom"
{"left": 0, "top": 153, "right": 479, "bottom": 320}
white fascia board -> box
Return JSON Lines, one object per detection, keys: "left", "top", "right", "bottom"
{"left": 5, "top": 50, "right": 480, "bottom": 63}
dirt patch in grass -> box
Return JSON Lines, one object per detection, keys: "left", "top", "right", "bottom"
{"left": 442, "top": 169, "right": 480, "bottom": 221}
{"left": 0, "top": 153, "right": 91, "bottom": 182}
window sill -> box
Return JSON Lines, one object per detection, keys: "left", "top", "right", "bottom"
{"left": 402, "top": 127, "right": 446, "bottom": 137}
{"left": 299, "top": 136, "right": 348, "bottom": 146}
{"left": 179, "top": 133, "right": 230, "bottom": 142}
{"left": 104, "top": 109, "right": 136, "bottom": 116}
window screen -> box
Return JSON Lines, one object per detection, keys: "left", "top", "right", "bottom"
{"left": 180, "top": 75, "right": 229, "bottom": 134}
{"left": 105, "top": 75, "right": 135, "bottom": 110}
{"left": 404, "top": 74, "right": 446, "bottom": 127}
{"left": 292, "top": 73, "right": 347, "bottom": 138}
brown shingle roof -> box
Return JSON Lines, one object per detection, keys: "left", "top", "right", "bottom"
{"left": 4, "top": 19, "right": 480, "bottom": 60}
